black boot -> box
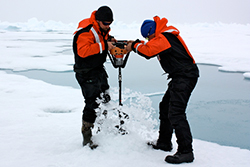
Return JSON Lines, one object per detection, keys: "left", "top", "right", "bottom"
{"left": 165, "top": 152, "right": 194, "bottom": 164}
{"left": 148, "top": 140, "right": 172, "bottom": 152}
{"left": 81, "top": 120, "right": 98, "bottom": 149}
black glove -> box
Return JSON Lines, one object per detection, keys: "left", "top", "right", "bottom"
{"left": 131, "top": 39, "right": 141, "bottom": 52}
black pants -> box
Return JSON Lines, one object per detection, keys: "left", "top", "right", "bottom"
{"left": 159, "top": 77, "right": 198, "bottom": 153}
{"left": 75, "top": 67, "right": 109, "bottom": 123}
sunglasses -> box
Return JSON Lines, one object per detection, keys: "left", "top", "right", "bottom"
{"left": 102, "top": 21, "right": 112, "bottom": 26}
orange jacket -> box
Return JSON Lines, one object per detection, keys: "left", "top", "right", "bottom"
{"left": 74, "top": 10, "right": 110, "bottom": 58}
{"left": 132, "top": 16, "right": 199, "bottom": 78}
{"left": 73, "top": 11, "right": 111, "bottom": 72}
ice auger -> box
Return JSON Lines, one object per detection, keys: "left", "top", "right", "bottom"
{"left": 108, "top": 41, "right": 130, "bottom": 105}
{"left": 107, "top": 40, "right": 130, "bottom": 134}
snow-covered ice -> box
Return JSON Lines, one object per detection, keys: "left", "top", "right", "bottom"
{"left": 1, "top": 18, "right": 249, "bottom": 78}
{"left": 0, "top": 19, "right": 250, "bottom": 166}
{"left": 1, "top": 71, "right": 250, "bottom": 167}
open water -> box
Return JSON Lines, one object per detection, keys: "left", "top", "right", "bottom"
{"left": 5, "top": 63, "right": 250, "bottom": 150}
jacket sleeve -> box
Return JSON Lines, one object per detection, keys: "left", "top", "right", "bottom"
{"left": 132, "top": 34, "right": 171, "bottom": 59}
{"left": 76, "top": 31, "right": 106, "bottom": 58}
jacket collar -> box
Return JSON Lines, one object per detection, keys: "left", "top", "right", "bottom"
{"left": 75, "top": 11, "right": 110, "bottom": 36}
{"left": 153, "top": 16, "right": 180, "bottom": 36}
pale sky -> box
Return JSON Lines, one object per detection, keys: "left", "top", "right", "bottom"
{"left": 0, "top": 0, "right": 250, "bottom": 24}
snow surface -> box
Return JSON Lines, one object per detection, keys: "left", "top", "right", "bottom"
{"left": 0, "top": 19, "right": 250, "bottom": 166}
{"left": 0, "top": 18, "right": 250, "bottom": 78}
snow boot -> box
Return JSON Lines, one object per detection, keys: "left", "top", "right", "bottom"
{"left": 165, "top": 151, "right": 194, "bottom": 164}
{"left": 148, "top": 140, "right": 172, "bottom": 152}
{"left": 81, "top": 120, "right": 98, "bottom": 149}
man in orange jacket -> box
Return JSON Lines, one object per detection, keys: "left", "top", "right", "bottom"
{"left": 126, "top": 16, "right": 199, "bottom": 164}
{"left": 73, "top": 6, "right": 116, "bottom": 148}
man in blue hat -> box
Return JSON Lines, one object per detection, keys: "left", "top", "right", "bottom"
{"left": 126, "top": 16, "right": 199, "bottom": 164}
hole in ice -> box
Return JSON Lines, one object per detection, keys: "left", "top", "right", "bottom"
{"left": 44, "top": 108, "right": 72, "bottom": 113}
{"left": 32, "top": 55, "right": 44, "bottom": 57}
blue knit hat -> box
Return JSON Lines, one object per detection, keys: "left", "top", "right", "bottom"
{"left": 141, "top": 20, "right": 156, "bottom": 38}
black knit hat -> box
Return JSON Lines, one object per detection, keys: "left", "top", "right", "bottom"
{"left": 95, "top": 6, "right": 113, "bottom": 21}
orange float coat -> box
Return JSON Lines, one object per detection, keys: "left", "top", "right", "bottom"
{"left": 132, "top": 16, "right": 199, "bottom": 78}
{"left": 73, "top": 11, "right": 111, "bottom": 73}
